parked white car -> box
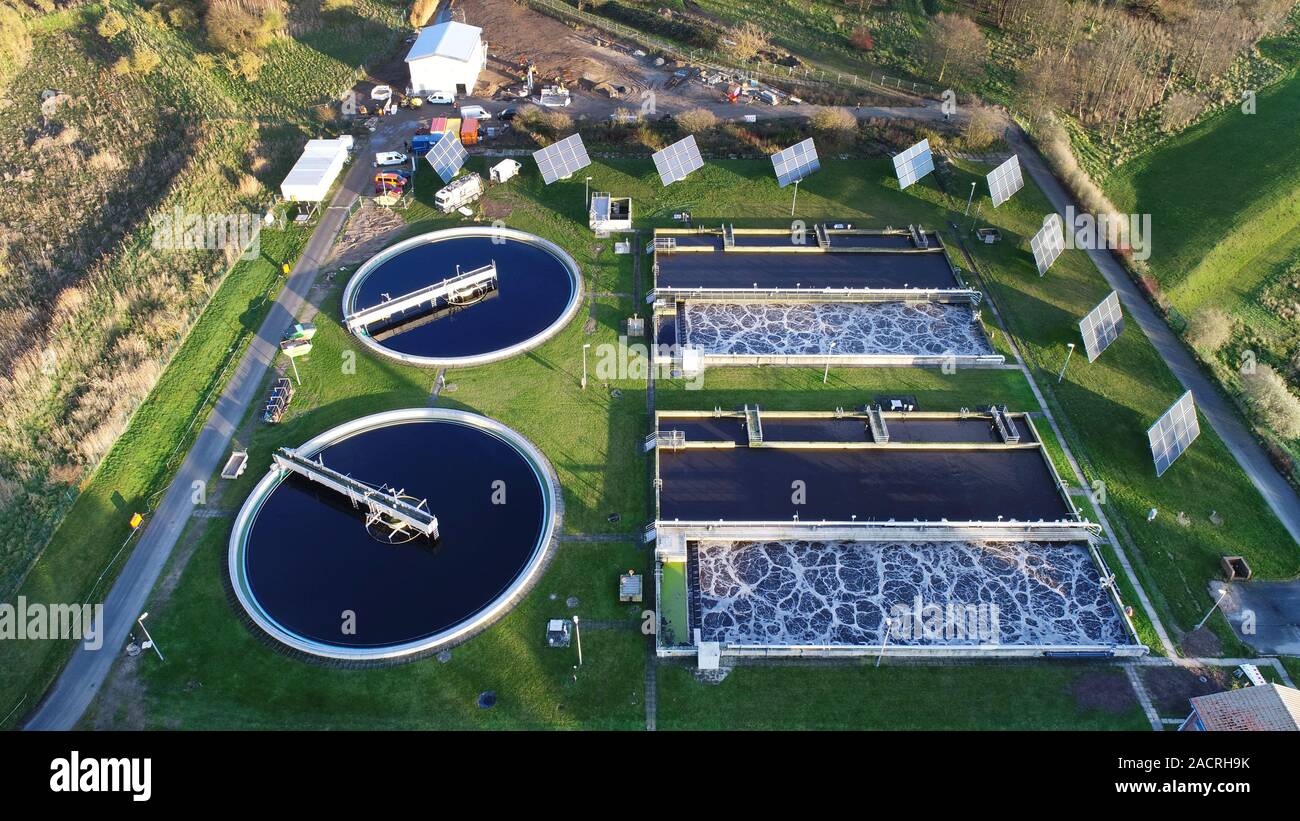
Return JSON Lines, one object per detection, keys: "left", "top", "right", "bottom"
{"left": 425, "top": 91, "right": 455, "bottom": 105}
{"left": 373, "top": 151, "right": 408, "bottom": 167}
{"left": 459, "top": 105, "right": 491, "bottom": 120}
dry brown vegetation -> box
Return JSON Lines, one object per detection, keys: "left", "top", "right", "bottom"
{"left": 1003, "top": 0, "right": 1294, "bottom": 139}
{"left": 1244, "top": 365, "right": 1300, "bottom": 440}
{"left": 1186, "top": 307, "right": 1234, "bottom": 352}
{"left": 204, "top": 0, "right": 285, "bottom": 54}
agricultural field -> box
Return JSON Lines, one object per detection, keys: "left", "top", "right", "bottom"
{"left": 70, "top": 149, "right": 1295, "bottom": 731}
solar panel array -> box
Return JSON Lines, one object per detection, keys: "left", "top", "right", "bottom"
{"left": 653, "top": 135, "right": 704, "bottom": 186}
{"left": 1078, "top": 291, "right": 1124, "bottom": 363}
{"left": 892, "top": 138, "right": 934, "bottom": 190}
{"left": 1030, "top": 214, "right": 1065, "bottom": 276}
{"left": 771, "top": 138, "right": 820, "bottom": 188}
{"left": 532, "top": 133, "right": 591, "bottom": 185}
{"left": 986, "top": 155, "right": 1024, "bottom": 208}
{"left": 425, "top": 131, "right": 467, "bottom": 183}
{"left": 1147, "top": 390, "right": 1200, "bottom": 477}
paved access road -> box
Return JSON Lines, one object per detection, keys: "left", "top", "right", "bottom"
{"left": 1006, "top": 126, "right": 1300, "bottom": 547}
{"left": 22, "top": 117, "right": 418, "bottom": 730}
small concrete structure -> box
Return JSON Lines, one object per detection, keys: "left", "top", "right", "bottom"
{"left": 406, "top": 21, "right": 487, "bottom": 97}
{"left": 590, "top": 193, "right": 632, "bottom": 236}
{"left": 619, "top": 571, "right": 643, "bottom": 603}
{"left": 490, "top": 159, "right": 521, "bottom": 184}
{"left": 546, "top": 619, "right": 571, "bottom": 647}
{"left": 221, "top": 451, "right": 249, "bottom": 480}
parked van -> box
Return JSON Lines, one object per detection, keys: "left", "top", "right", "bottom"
{"left": 373, "top": 151, "right": 408, "bottom": 167}
{"left": 425, "top": 91, "right": 455, "bottom": 105}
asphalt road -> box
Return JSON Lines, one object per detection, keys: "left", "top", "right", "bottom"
{"left": 22, "top": 119, "right": 406, "bottom": 731}
{"left": 1006, "top": 126, "right": 1300, "bottom": 547}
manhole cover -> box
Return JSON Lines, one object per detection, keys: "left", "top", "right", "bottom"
{"left": 566, "top": 596, "right": 580, "bottom": 609}
{"left": 477, "top": 691, "right": 497, "bottom": 709}
{"left": 436, "top": 650, "right": 452, "bottom": 664}
{"left": 125, "top": 643, "right": 141, "bottom": 657}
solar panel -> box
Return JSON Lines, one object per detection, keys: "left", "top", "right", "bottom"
{"left": 424, "top": 131, "right": 467, "bottom": 184}
{"left": 652, "top": 135, "right": 704, "bottom": 186}
{"left": 532, "top": 133, "right": 591, "bottom": 185}
{"left": 986, "top": 155, "right": 1024, "bottom": 208}
{"left": 771, "top": 138, "right": 820, "bottom": 188}
{"left": 892, "top": 138, "right": 934, "bottom": 190}
{"left": 1147, "top": 391, "right": 1200, "bottom": 477}
{"left": 1078, "top": 291, "right": 1124, "bottom": 363}
{"left": 1030, "top": 213, "right": 1065, "bottom": 276}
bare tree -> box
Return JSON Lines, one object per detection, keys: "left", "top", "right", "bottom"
{"left": 919, "top": 13, "right": 989, "bottom": 85}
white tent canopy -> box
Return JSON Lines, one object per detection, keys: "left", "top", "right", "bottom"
{"left": 280, "top": 138, "right": 352, "bottom": 203}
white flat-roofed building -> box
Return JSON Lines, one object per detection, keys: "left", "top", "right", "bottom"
{"left": 406, "top": 21, "right": 486, "bottom": 97}
{"left": 279, "top": 138, "right": 351, "bottom": 202}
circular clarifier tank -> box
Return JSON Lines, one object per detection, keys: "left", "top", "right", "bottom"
{"left": 342, "top": 227, "right": 583, "bottom": 367}
{"left": 228, "top": 408, "right": 561, "bottom": 662}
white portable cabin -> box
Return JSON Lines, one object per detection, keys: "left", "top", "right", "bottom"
{"left": 279, "top": 138, "right": 351, "bottom": 202}
{"left": 405, "top": 21, "right": 487, "bottom": 97}
{"left": 490, "top": 159, "right": 521, "bottom": 183}
{"left": 589, "top": 192, "right": 632, "bottom": 235}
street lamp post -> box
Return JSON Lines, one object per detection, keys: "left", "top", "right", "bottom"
{"left": 572, "top": 616, "right": 583, "bottom": 666}
{"left": 584, "top": 176, "right": 592, "bottom": 207}
{"left": 137, "top": 612, "right": 164, "bottom": 662}
{"left": 1057, "top": 342, "right": 1076, "bottom": 383}
{"left": 581, "top": 343, "right": 590, "bottom": 389}
{"left": 822, "top": 341, "right": 836, "bottom": 384}
{"left": 876, "top": 617, "right": 895, "bottom": 668}
{"left": 964, "top": 181, "right": 976, "bottom": 216}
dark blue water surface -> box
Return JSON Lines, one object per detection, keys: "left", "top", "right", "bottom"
{"left": 244, "top": 420, "right": 547, "bottom": 649}
{"left": 354, "top": 236, "right": 576, "bottom": 359}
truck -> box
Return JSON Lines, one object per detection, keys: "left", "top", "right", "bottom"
{"left": 434, "top": 173, "right": 484, "bottom": 213}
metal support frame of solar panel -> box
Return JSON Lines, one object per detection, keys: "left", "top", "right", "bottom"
{"left": 1147, "top": 390, "right": 1200, "bottom": 477}
{"left": 986, "top": 155, "right": 1024, "bottom": 208}
{"left": 425, "top": 131, "right": 468, "bottom": 183}
{"left": 1078, "top": 290, "right": 1124, "bottom": 363}
{"left": 892, "top": 138, "right": 934, "bottom": 190}
{"left": 771, "top": 138, "right": 820, "bottom": 188}
{"left": 1030, "top": 213, "right": 1065, "bottom": 276}
{"left": 533, "top": 133, "right": 591, "bottom": 185}
{"left": 653, "top": 135, "right": 704, "bottom": 186}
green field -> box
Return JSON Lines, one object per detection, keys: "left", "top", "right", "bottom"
{"left": 1104, "top": 68, "right": 1300, "bottom": 463}
{"left": 51, "top": 151, "right": 1299, "bottom": 730}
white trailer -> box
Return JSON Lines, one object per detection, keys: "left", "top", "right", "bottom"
{"left": 490, "top": 159, "right": 521, "bottom": 183}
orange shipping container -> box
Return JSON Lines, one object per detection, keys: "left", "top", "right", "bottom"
{"left": 460, "top": 118, "right": 479, "bottom": 146}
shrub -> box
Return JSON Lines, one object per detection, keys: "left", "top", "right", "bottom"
{"left": 205, "top": 0, "right": 284, "bottom": 54}
{"left": 0, "top": 2, "right": 31, "bottom": 81}
{"left": 408, "top": 0, "right": 435, "bottom": 27}
{"left": 131, "top": 47, "right": 161, "bottom": 75}
{"left": 1186, "top": 306, "right": 1233, "bottom": 352}
{"left": 97, "top": 8, "right": 128, "bottom": 39}
{"left": 322, "top": 0, "right": 353, "bottom": 10}
{"left": 675, "top": 107, "right": 717, "bottom": 135}
{"left": 1244, "top": 365, "right": 1300, "bottom": 439}
{"left": 728, "top": 21, "right": 767, "bottom": 62}
{"left": 962, "top": 104, "right": 1001, "bottom": 151}
{"left": 850, "top": 27, "right": 874, "bottom": 51}
{"left": 810, "top": 106, "right": 857, "bottom": 150}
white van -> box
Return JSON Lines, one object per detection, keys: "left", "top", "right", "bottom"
{"left": 373, "top": 151, "right": 408, "bottom": 167}
{"left": 425, "top": 91, "right": 455, "bottom": 105}
{"left": 459, "top": 105, "right": 491, "bottom": 120}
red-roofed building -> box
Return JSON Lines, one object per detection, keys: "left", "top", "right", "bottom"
{"left": 1180, "top": 683, "right": 1300, "bottom": 731}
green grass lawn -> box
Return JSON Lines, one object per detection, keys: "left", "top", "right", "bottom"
{"left": 657, "top": 663, "right": 1151, "bottom": 730}
{"left": 55, "top": 151, "right": 1300, "bottom": 731}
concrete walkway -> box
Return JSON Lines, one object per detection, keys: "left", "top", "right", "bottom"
{"left": 1006, "top": 126, "right": 1300, "bottom": 547}
{"left": 24, "top": 125, "right": 390, "bottom": 731}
